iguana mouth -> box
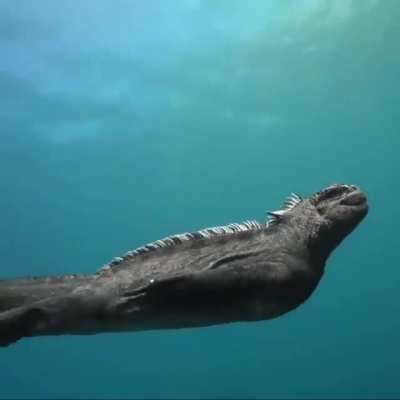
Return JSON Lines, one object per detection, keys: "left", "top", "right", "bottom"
{"left": 340, "top": 190, "right": 367, "bottom": 206}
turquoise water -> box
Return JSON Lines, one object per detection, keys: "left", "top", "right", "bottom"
{"left": 0, "top": 1, "right": 399, "bottom": 398}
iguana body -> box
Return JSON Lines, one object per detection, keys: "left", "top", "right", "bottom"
{"left": 0, "top": 184, "right": 368, "bottom": 346}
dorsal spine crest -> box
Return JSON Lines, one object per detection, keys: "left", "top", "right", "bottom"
{"left": 98, "top": 191, "right": 304, "bottom": 274}
{"left": 97, "top": 219, "right": 264, "bottom": 274}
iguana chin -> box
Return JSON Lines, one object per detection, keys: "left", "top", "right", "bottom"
{"left": 0, "top": 183, "right": 368, "bottom": 347}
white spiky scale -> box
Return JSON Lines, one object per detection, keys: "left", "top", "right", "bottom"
{"left": 232, "top": 223, "right": 243, "bottom": 231}
{"left": 283, "top": 193, "right": 302, "bottom": 209}
{"left": 270, "top": 210, "right": 286, "bottom": 217}
{"left": 265, "top": 190, "right": 304, "bottom": 227}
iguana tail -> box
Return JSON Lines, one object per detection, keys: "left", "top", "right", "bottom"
{"left": 0, "top": 275, "right": 95, "bottom": 346}
{"left": 0, "top": 275, "right": 93, "bottom": 312}
{"left": 0, "top": 306, "right": 49, "bottom": 347}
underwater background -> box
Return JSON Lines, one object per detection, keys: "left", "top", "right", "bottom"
{"left": 0, "top": 0, "right": 399, "bottom": 398}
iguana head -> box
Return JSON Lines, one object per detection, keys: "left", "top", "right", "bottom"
{"left": 269, "top": 183, "right": 369, "bottom": 261}
{"left": 310, "top": 184, "right": 368, "bottom": 227}
{"left": 309, "top": 183, "right": 368, "bottom": 260}
{"left": 307, "top": 183, "right": 368, "bottom": 259}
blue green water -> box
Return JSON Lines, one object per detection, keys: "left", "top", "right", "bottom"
{"left": 0, "top": 1, "right": 399, "bottom": 398}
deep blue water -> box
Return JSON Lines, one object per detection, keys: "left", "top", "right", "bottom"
{"left": 0, "top": 1, "right": 399, "bottom": 398}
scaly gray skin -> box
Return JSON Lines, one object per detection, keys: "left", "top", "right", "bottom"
{"left": 0, "top": 183, "right": 368, "bottom": 347}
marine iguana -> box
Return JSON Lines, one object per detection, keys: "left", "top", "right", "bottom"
{"left": 0, "top": 183, "right": 368, "bottom": 347}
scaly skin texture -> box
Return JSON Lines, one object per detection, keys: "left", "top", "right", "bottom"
{"left": 0, "top": 183, "right": 368, "bottom": 346}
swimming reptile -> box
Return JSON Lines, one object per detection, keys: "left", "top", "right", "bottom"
{"left": 0, "top": 183, "right": 368, "bottom": 347}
